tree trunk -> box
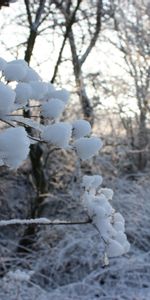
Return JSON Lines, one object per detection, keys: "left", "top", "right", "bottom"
{"left": 137, "top": 109, "right": 148, "bottom": 170}
{"left": 68, "top": 29, "right": 94, "bottom": 125}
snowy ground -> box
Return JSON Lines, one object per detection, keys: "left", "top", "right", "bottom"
{"left": 0, "top": 156, "right": 150, "bottom": 300}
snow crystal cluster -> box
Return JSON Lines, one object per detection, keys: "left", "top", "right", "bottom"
{"left": 82, "top": 175, "right": 130, "bottom": 258}
{"left": 0, "top": 57, "right": 102, "bottom": 167}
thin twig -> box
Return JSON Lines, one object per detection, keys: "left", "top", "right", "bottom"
{"left": 0, "top": 218, "right": 92, "bottom": 226}
{"left": 0, "top": 118, "right": 16, "bottom": 128}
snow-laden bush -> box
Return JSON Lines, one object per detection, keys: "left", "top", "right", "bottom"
{"left": 82, "top": 175, "right": 130, "bottom": 259}
{"left": 0, "top": 57, "right": 130, "bottom": 261}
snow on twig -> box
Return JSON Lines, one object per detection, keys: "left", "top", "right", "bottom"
{"left": 0, "top": 218, "right": 91, "bottom": 226}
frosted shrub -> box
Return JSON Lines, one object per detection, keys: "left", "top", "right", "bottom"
{"left": 0, "top": 57, "right": 130, "bottom": 261}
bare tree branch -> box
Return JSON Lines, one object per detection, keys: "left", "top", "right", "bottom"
{"left": 24, "top": 0, "right": 33, "bottom": 28}
{"left": 51, "top": 0, "right": 82, "bottom": 83}
{"left": 80, "top": 0, "right": 102, "bottom": 66}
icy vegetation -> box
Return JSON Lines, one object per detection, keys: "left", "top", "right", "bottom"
{"left": 0, "top": 172, "right": 150, "bottom": 300}
{"left": 0, "top": 57, "right": 149, "bottom": 299}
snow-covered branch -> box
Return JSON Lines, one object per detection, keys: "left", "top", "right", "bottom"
{"left": 0, "top": 218, "right": 91, "bottom": 226}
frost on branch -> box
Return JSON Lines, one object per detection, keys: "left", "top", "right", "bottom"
{"left": 82, "top": 175, "right": 130, "bottom": 258}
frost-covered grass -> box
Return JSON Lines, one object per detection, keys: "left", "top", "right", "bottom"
{"left": 0, "top": 159, "right": 150, "bottom": 299}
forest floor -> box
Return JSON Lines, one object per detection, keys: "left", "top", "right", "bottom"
{"left": 0, "top": 147, "right": 150, "bottom": 300}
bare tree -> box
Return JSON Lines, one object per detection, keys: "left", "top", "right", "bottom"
{"left": 53, "top": 0, "right": 103, "bottom": 124}
{"left": 107, "top": 0, "right": 150, "bottom": 169}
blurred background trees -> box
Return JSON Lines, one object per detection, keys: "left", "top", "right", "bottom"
{"left": 0, "top": 0, "right": 150, "bottom": 182}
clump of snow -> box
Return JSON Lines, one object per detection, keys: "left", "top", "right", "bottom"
{"left": 7, "top": 269, "right": 33, "bottom": 281}
{"left": 29, "top": 81, "right": 48, "bottom": 100}
{"left": 82, "top": 175, "right": 103, "bottom": 191}
{"left": 23, "top": 67, "right": 41, "bottom": 82}
{"left": 0, "top": 127, "right": 30, "bottom": 168}
{"left": 107, "top": 239, "right": 125, "bottom": 257}
{"left": 114, "top": 212, "right": 125, "bottom": 224}
{"left": 41, "top": 98, "right": 66, "bottom": 119}
{"left": 0, "top": 57, "right": 7, "bottom": 71}
{"left": 74, "top": 137, "right": 103, "bottom": 160}
{"left": 72, "top": 119, "right": 91, "bottom": 139}
{"left": 0, "top": 82, "right": 16, "bottom": 116}
{"left": 41, "top": 122, "right": 72, "bottom": 148}
{"left": 3, "top": 60, "right": 28, "bottom": 82}
{"left": 99, "top": 188, "right": 114, "bottom": 200}
{"left": 15, "top": 82, "right": 32, "bottom": 105}
{"left": 50, "top": 88, "right": 70, "bottom": 104}
{"left": 41, "top": 83, "right": 56, "bottom": 101}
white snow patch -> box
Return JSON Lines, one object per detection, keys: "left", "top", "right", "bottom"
{"left": 0, "top": 126, "right": 30, "bottom": 168}
{"left": 0, "top": 82, "right": 16, "bottom": 116}
{"left": 41, "top": 98, "right": 65, "bottom": 119}
{"left": 41, "top": 122, "right": 72, "bottom": 148}
{"left": 72, "top": 119, "right": 91, "bottom": 139}
{"left": 74, "top": 137, "right": 103, "bottom": 160}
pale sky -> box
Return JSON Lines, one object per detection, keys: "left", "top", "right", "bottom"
{"left": 0, "top": 1, "right": 138, "bottom": 115}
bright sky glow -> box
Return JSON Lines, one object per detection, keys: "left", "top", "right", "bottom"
{"left": 0, "top": 1, "right": 139, "bottom": 115}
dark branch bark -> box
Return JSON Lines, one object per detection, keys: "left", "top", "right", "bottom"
{"left": 24, "top": 0, "right": 33, "bottom": 28}
{"left": 24, "top": 29, "right": 37, "bottom": 63}
{"left": 68, "top": 28, "right": 94, "bottom": 123}
{"left": 51, "top": 0, "right": 82, "bottom": 83}
{"left": 80, "top": 0, "right": 102, "bottom": 66}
